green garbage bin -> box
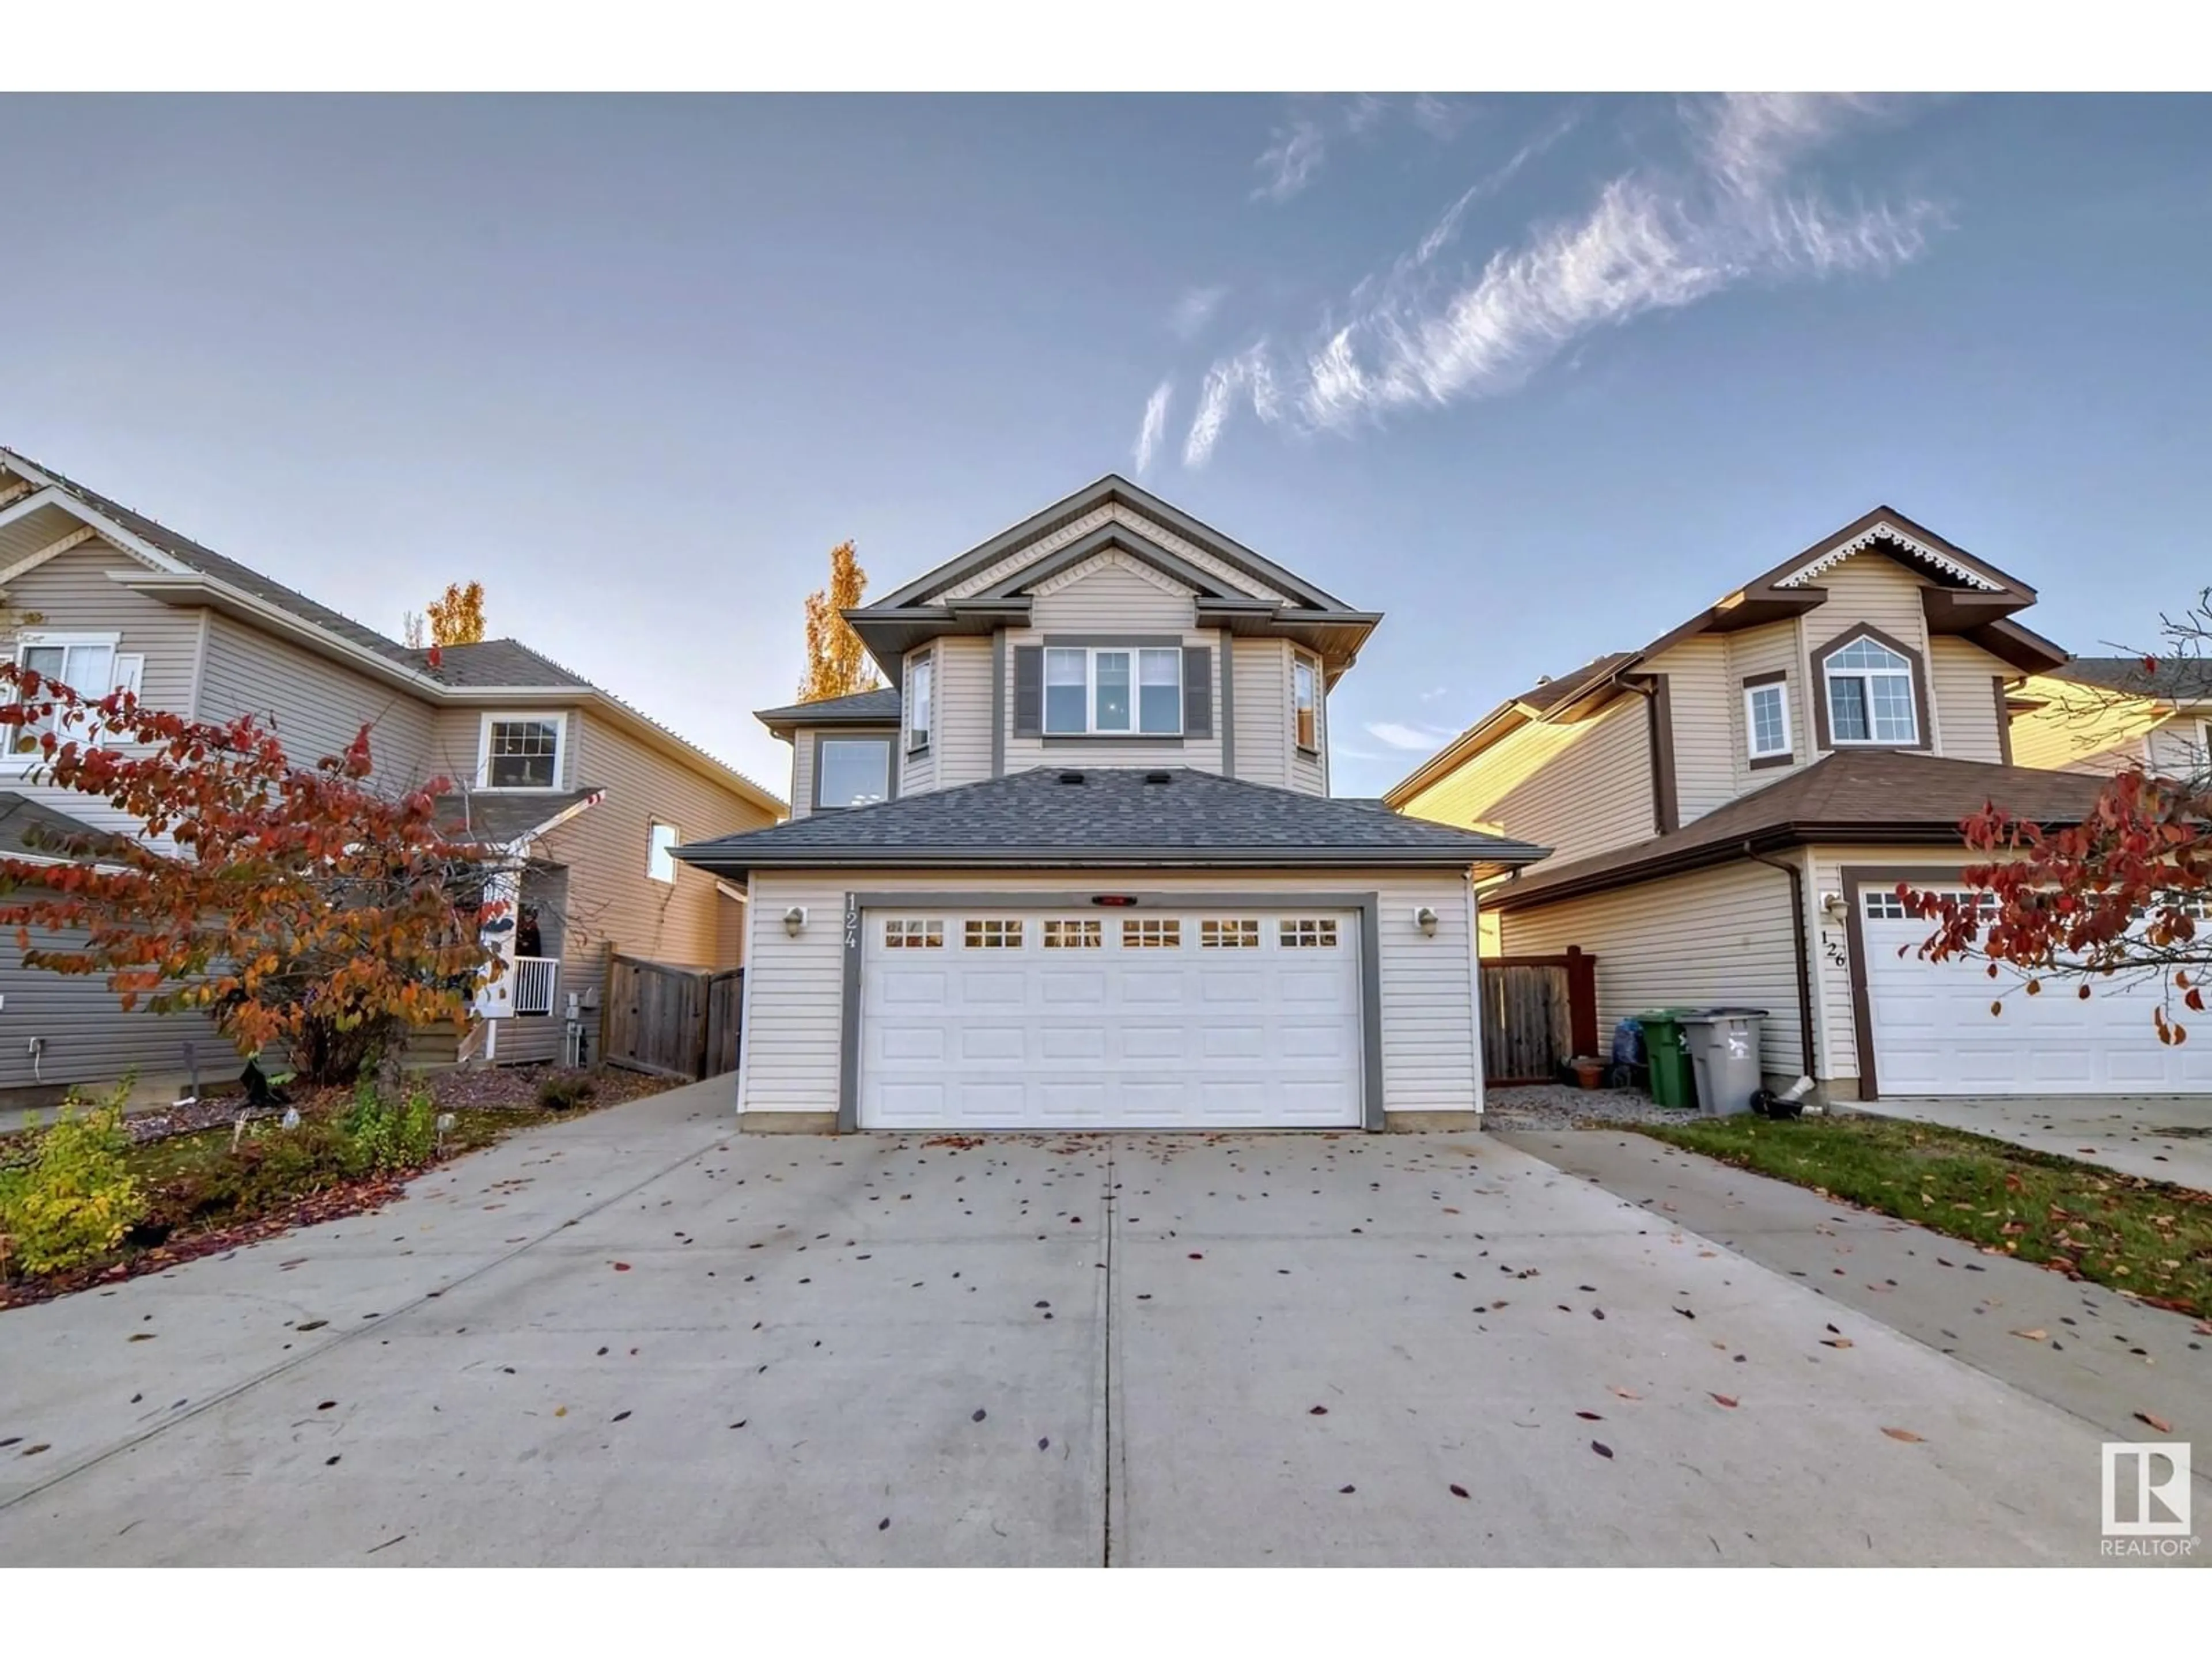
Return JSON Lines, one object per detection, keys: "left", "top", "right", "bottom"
{"left": 1633, "top": 1009, "right": 1700, "bottom": 1109}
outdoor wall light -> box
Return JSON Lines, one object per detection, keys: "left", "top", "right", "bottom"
{"left": 783, "top": 906, "right": 808, "bottom": 937}
{"left": 1820, "top": 892, "right": 1850, "bottom": 925}
{"left": 1414, "top": 905, "right": 1439, "bottom": 937}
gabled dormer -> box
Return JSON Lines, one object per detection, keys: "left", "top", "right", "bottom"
{"left": 764, "top": 476, "right": 1381, "bottom": 816}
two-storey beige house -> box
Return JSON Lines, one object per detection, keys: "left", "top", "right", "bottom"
{"left": 0, "top": 448, "right": 783, "bottom": 1102}
{"left": 676, "top": 475, "right": 1544, "bottom": 1133}
{"left": 1391, "top": 507, "right": 2211, "bottom": 1102}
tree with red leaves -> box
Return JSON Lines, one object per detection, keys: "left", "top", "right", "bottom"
{"left": 1907, "top": 594, "right": 2210, "bottom": 1044}
{"left": 0, "top": 662, "right": 503, "bottom": 1084}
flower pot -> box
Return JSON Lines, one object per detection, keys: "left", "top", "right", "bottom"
{"left": 1571, "top": 1058, "right": 1605, "bottom": 1090}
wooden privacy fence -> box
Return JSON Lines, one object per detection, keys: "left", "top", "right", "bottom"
{"left": 1480, "top": 948, "right": 1598, "bottom": 1086}
{"left": 604, "top": 955, "right": 745, "bottom": 1081}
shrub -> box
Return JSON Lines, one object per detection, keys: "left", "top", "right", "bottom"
{"left": 0, "top": 1084, "right": 148, "bottom": 1276}
{"left": 537, "top": 1071, "right": 597, "bottom": 1111}
{"left": 342, "top": 1086, "right": 437, "bottom": 1172}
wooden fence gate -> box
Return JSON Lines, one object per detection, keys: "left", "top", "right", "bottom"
{"left": 1480, "top": 948, "right": 1598, "bottom": 1086}
{"left": 604, "top": 955, "right": 745, "bottom": 1081}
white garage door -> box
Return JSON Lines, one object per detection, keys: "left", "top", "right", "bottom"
{"left": 858, "top": 908, "right": 1364, "bottom": 1129}
{"left": 1861, "top": 889, "right": 2212, "bottom": 1096}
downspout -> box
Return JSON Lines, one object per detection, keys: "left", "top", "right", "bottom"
{"left": 1744, "top": 842, "right": 1816, "bottom": 1083}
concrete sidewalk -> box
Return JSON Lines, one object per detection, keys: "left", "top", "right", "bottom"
{"left": 1851, "top": 1096, "right": 2212, "bottom": 1191}
{"left": 0, "top": 1089, "right": 2181, "bottom": 1565}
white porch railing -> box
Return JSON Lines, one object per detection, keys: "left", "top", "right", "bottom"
{"left": 512, "top": 955, "right": 559, "bottom": 1017}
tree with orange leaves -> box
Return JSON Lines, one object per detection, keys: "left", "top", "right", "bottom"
{"left": 0, "top": 663, "right": 503, "bottom": 1084}
{"left": 798, "top": 541, "right": 881, "bottom": 702}
{"left": 425, "top": 580, "right": 487, "bottom": 647}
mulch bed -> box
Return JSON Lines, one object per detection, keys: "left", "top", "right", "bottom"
{"left": 0, "top": 1064, "right": 675, "bottom": 1310}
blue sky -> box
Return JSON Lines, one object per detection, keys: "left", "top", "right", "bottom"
{"left": 3, "top": 93, "right": 2209, "bottom": 800}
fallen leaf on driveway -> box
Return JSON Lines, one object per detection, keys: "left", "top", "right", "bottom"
{"left": 2009, "top": 1328, "right": 2048, "bottom": 1342}
{"left": 1309, "top": 1406, "right": 1328, "bottom": 1415}
{"left": 127, "top": 1333, "right": 156, "bottom": 1342}
{"left": 612, "top": 1262, "right": 631, "bottom": 1272}
{"left": 1710, "top": 1393, "right": 1739, "bottom": 1409}
{"left": 1820, "top": 1338, "right": 1854, "bottom": 1349}
{"left": 2137, "top": 1412, "right": 2174, "bottom": 1434}
{"left": 20, "top": 1444, "right": 50, "bottom": 1457}
{"left": 296, "top": 1320, "right": 328, "bottom": 1332}
{"left": 1449, "top": 1483, "right": 1470, "bottom": 1499}
{"left": 555, "top": 1406, "right": 567, "bottom": 1418}
{"left": 1881, "top": 1427, "right": 1925, "bottom": 1444}
{"left": 612, "top": 1411, "right": 631, "bottom": 1423}
{"left": 1591, "top": 1441, "right": 1615, "bottom": 1459}
{"left": 1339, "top": 1484, "right": 1355, "bottom": 1494}
{"left": 1575, "top": 1411, "right": 1603, "bottom": 1421}
{"left": 1609, "top": 1387, "right": 1642, "bottom": 1401}
{"left": 1673, "top": 1307, "right": 1696, "bottom": 1320}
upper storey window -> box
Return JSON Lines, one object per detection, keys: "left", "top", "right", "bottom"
{"left": 1044, "top": 646, "right": 1181, "bottom": 736}
{"left": 1293, "top": 652, "right": 1320, "bottom": 753}
{"left": 906, "top": 653, "right": 933, "bottom": 753}
{"left": 817, "top": 736, "right": 892, "bottom": 809}
{"left": 1824, "top": 637, "right": 1918, "bottom": 745}
{"left": 481, "top": 714, "right": 566, "bottom": 789}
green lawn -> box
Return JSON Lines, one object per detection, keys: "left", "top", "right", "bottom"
{"left": 1635, "top": 1114, "right": 2212, "bottom": 1321}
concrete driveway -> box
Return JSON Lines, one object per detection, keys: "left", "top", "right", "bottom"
{"left": 0, "top": 1083, "right": 2150, "bottom": 1566}
{"left": 1858, "top": 1096, "right": 2212, "bottom": 1190}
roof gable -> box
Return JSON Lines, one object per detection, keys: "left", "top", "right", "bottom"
{"left": 881, "top": 475, "right": 1344, "bottom": 611}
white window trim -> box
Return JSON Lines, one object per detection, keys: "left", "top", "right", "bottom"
{"left": 1043, "top": 645, "right": 1184, "bottom": 737}
{"left": 815, "top": 734, "right": 894, "bottom": 810}
{"left": 476, "top": 710, "right": 569, "bottom": 792}
{"left": 6, "top": 631, "right": 139, "bottom": 772}
{"left": 1293, "top": 650, "right": 1322, "bottom": 756}
{"left": 1743, "top": 681, "right": 1792, "bottom": 759}
{"left": 906, "top": 652, "right": 934, "bottom": 754}
{"left": 647, "top": 819, "right": 679, "bottom": 885}
{"left": 1823, "top": 645, "right": 1918, "bottom": 747}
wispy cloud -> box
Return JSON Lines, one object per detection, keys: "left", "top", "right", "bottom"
{"left": 1169, "top": 284, "right": 1228, "bottom": 340}
{"left": 1408, "top": 94, "right": 1476, "bottom": 141}
{"left": 1183, "top": 344, "right": 1277, "bottom": 468}
{"left": 1252, "top": 93, "right": 1401, "bottom": 203}
{"left": 1365, "top": 720, "right": 1459, "bottom": 752}
{"left": 1133, "top": 380, "right": 1173, "bottom": 474}
{"left": 1179, "top": 95, "right": 1941, "bottom": 465}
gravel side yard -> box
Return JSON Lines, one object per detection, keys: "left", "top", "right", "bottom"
{"left": 1484, "top": 1083, "right": 1701, "bottom": 1131}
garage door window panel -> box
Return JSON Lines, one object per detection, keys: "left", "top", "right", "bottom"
{"left": 885, "top": 919, "right": 944, "bottom": 949}
{"left": 1044, "top": 919, "right": 1103, "bottom": 949}
{"left": 1123, "top": 917, "right": 1182, "bottom": 948}
{"left": 1200, "top": 918, "right": 1260, "bottom": 948}
{"left": 964, "top": 918, "right": 1024, "bottom": 949}
{"left": 1281, "top": 918, "right": 1340, "bottom": 948}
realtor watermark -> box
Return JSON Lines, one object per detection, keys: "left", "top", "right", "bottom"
{"left": 2101, "top": 1442, "right": 2198, "bottom": 1558}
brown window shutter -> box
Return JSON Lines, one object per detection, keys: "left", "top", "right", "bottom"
{"left": 1014, "top": 645, "right": 1043, "bottom": 736}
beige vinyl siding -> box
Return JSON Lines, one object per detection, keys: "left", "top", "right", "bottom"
{"left": 2008, "top": 674, "right": 2169, "bottom": 774}
{"left": 898, "top": 646, "right": 937, "bottom": 796}
{"left": 1804, "top": 553, "right": 1934, "bottom": 660}
{"left": 0, "top": 935, "right": 232, "bottom": 1096}
{"left": 425, "top": 704, "right": 582, "bottom": 793}
{"left": 2146, "top": 716, "right": 2209, "bottom": 777}
{"left": 0, "top": 541, "right": 215, "bottom": 840}
{"left": 1399, "top": 695, "right": 1654, "bottom": 867}
{"left": 738, "top": 868, "right": 1479, "bottom": 1121}
{"left": 1927, "top": 637, "right": 2013, "bottom": 764}
{"left": 1001, "top": 560, "right": 1228, "bottom": 777}
{"left": 1646, "top": 636, "right": 1733, "bottom": 824}
{"left": 1498, "top": 858, "right": 1807, "bottom": 1078}
{"left": 1231, "top": 639, "right": 1292, "bottom": 787}
{"left": 518, "top": 710, "right": 778, "bottom": 1065}
{"left": 1724, "top": 621, "right": 1810, "bottom": 792}
{"left": 198, "top": 613, "right": 437, "bottom": 790}
{"left": 930, "top": 635, "right": 995, "bottom": 790}
{"left": 787, "top": 730, "right": 816, "bottom": 819}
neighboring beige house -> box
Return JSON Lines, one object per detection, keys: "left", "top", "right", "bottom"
{"left": 2008, "top": 657, "right": 2212, "bottom": 779}
{"left": 0, "top": 448, "right": 783, "bottom": 1103}
{"left": 1390, "top": 506, "right": 2211, "bottom": 1102}
{"left": 675, "top": 474, "right": 1544, "bottom": 1134}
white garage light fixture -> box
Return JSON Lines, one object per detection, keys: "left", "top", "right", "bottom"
{"left": 783, "top": 906, "right": 808, "bottom": 937}
{"left": 1821, "top": 892, "right": 1850, "bottom": 925}
{"left": 1414, "top": 905, "right": 1438, "bottom": 937}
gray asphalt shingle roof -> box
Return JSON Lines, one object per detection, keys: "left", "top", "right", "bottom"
{"left": 420, "top": 639, "right": 591, "bottom": 688}
{"left": 2049, "top": 656, "right": 2212, "bottom": 700}
{"left": 0, "top": 792, "right": 131, "bottom": 862}
{"left": 752, "top": 688, "right": 903, "bottom": 726}
{"left": 433, "top": 786, "right": 603, "bottom": 844}
{"left": 673, "top": 766, "right": 1548, "bottom": 873}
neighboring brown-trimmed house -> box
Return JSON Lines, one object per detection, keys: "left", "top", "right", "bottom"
{"left": 1391, "top": 506, "right": 2211, "bottom": 1101}
{"left": 0, "top": 448, "right": 783, "bottom": 1103}
{"left": 2006, "top": 656, "right": 2212, "bottom": 779}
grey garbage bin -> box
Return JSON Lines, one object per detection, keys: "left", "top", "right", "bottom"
{"left": 1679, "top": 1008, "right": 1768, "bottom": 1118}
